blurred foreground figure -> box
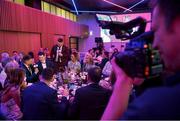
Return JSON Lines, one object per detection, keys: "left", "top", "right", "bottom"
{"left": 102, "top": 0, "right": 180, "bottom": 120}
{"left": 22, "top": 68, "right": 68, "bottom": 120}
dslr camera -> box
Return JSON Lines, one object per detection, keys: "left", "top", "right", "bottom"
{"left": 96, "top": 14, "right": 163, "bottom": 79}
{"left": 115, "top": 31, "right": 163, "bottom": 78}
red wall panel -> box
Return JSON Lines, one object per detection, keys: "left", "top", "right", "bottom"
{"left": 0, "top": 1, "right": 89, "bottom": 56}
{"left": 0, "top": 31, "right": 41, "bottom": 57}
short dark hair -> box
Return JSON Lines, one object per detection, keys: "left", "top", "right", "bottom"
{"left": 88, "top": 66, "right": 102, "bottom": 83}
{"left": 104, "top": 51, "right": 109, "bottom": 58}
{"left": 13, "top": 51, "right": 18, "bottom": 53}
{"left": 58, "top": 38, "right": 63, "bottom": 42}
{"left": 71, "top": 52, "right": 79, "bottom": 60}
{"left": 38, "top": 51, "right": 45, "bottom": 56}
{"left": 28, "top": 51, "right": 34, "bottom": 58}
{"left": 22, "top": 55, "right": 32, "bottom": 63}
{"left": 151, "top": 0, "right": 180, "bottom": 28}
{"left": 41, "top": 68, "right": 54, "bottom": 81}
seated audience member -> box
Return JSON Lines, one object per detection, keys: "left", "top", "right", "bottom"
{"left": 1, "top": 52, "right": 9, "bottom": 61}
{"left": 68, "top": 52, "right": 81, "bottom": 73}
{"left": 43, "top": 48, "right": 51, "bottom": 59}
{"left": 98, "top": 51, "right": 109, "bottom": 69}
{"left": 109, "top": 48, "right": 119, "bottom": 60}
{"left": 102, "top": 55, "right": 115, "bottom": 77}
{"left": 22, "top": 68, "right": 68, "bottom": 120}
{"left": 88, "top": 48, "right": 95, "bottom": 58}
{"left": 82, "top": 53, "right": 95, "bottom": 72}
{"left": 69, "top": 66, "right": 112, "bottom": 120}
{"left": 1, "top": 68, "right": 25, "bottom": 120}
{"left": 102, "top": 61, "right": 112, "bottom": 77}
{"left": 102, "top": 0, "right": 180, "bottom": 120}
{"left": 12, "top": 51, "right": 20, "bottom": 63}
{"left": 36, "top": 51, "right": 54, "bottom": 74}
{"left": 71, "top": 48, "right": 78, "bottom": 54}
{"left": 18, "top": 52, "right": 24, "bottom": 65}
{"left": 3, "top": 61, "right": 19, "bottom": 88}
{"left": 94, "top": 48, "right": 103, "bottom": 65}
{"left": 20, "top": 55, "right": 39, "bottom": 83}
{"left": 0, "top": 58, "right": 14, "bottom": 89}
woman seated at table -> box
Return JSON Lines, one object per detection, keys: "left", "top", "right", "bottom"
{"left": 68, "top": 52, "right": 81, "bottom": 73}
{"left": 1, "top": 68, "right": 26, "bottom": 120}
{"left": 81, "top": 53, "right": 95, "bottom": 72}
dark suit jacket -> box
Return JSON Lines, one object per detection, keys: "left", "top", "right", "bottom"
{"left": 36, "top": 59, "right": 55, "bottom": 74}
{"left": 121, "top": 72, "right": 180, "bottom": 120}
{"left": 20, "top": 63, "right": 38, "bottom": 83}
{"left": 50, "top": 45, "right": 69, "bottom": 66}
{"left": 22, "top": 81, "right": 68, "bottom": 120}
{"left": 69, "top": 83, "right": 112, "bottom": 120}
{"left": 98, "top": 58, "right": 109, "bottom": 69}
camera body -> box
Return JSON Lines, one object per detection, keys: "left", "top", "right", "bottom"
{"left": 95, "top": 15, "right": 163, "bottom": 79}
{"left": 115, "top": 31, "right": 163, "bottom": 78}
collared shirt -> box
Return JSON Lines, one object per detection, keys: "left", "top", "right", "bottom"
{"left": 0, "top": 69, "right": 7, "bottom": 88}
{"left": 24, "top": 64, "right": 32, "bottom": 74}
{"left": 102, "top": 61, "right": 112, "bottom": 77}
{"left": 41, "top": 61, "right": 47, "bottom": 69}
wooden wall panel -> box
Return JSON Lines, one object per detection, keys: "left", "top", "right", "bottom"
{"left": 0, "top": 0, "right": 89, "bottom": 56}
{"left": 0, "top": 31, "right": 41, "bottom": 57}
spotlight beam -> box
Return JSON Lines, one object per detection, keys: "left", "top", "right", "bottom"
{"left": 123, "top": 0, "right": 145, "bottom": 13}
{"left": 71, "top": 0, "right": 79, "bottom": 15}
{"left": 103, "top": 0, "right": 132, "bottom": 12}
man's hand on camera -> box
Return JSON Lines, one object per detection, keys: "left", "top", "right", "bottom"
{"left": 111, "top": 57, "right": 133, "bottom": 88}
{"left": 101, "top": 58, "right": 134, "bottom": 120}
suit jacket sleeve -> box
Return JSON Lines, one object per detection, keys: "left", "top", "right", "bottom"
{"left": 121, "top": 89, "right": 160, "bottom": 120}
{"left": 21, "top": 65, "right": 38, "bottom": 83}
{"left": 62, "top": 46, "right": 70, "bottom": 65}
{"left": 50, "top": 45, "right": 56, "bottom": 60}
{"left": 68, "top": 89, "right": 81, "bottom": 119}
{"left": 26, "top": 73, "right": 38, "bottom": 83}
{"left": 48, "top": 90, "right": 68, "bottom": 120}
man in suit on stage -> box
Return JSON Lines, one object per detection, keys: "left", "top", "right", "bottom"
{"left": 51, "top": 38, "right": 69, "bottom": 73}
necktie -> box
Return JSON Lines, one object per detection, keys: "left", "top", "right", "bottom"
{"left": 28, "top": 67, "right": 32, "bottom": 75}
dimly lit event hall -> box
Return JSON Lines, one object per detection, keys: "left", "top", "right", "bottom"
{"left": 0, "top": 0, "right": 180, "bottom": 120}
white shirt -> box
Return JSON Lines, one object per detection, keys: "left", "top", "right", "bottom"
{"left": 0, "top": 69, "right": 7, "bottom": 88}
{"left": 42, "top": 62, "right": 47, "bottom": 69}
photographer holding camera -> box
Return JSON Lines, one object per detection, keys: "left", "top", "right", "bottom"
{"left": 102, "top": 0, "right": 180, "bottom": 120}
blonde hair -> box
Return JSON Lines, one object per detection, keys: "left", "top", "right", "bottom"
{"left": 84, "top": 53, "right": 93, "bottom": 64}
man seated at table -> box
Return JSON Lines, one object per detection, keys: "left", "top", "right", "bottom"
{"left": 68, "top": 66, "right": 112, "bottom": 120}
{"left": 36, "top": 51, "right": 54, "bottom": 75}
{"left": 22, "top": 68, "right": 68, "bottom": 120}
